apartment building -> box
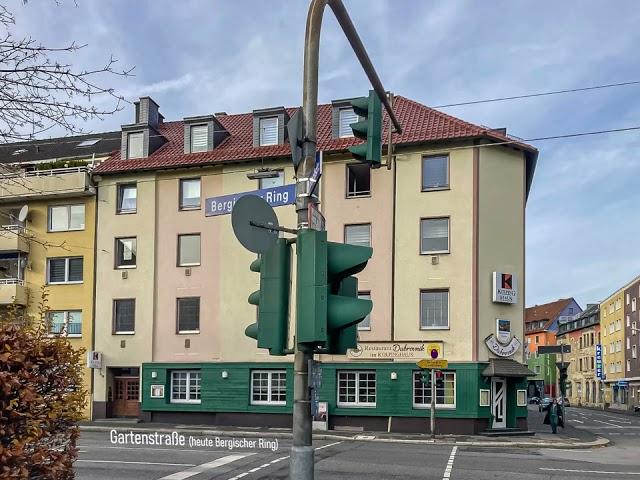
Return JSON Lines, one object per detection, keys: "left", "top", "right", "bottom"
{"left": 624, "top": 277, "right": 640, "bottom": 406}
{"left": 556, "top": 304, "right": 601, "bottom": 407}
{"left": 0, "top": 132, "right": 120, "bottom": 418}
{"left": 524, "top": 298, "right": 581, "bottom": 397}
{"left": 91, "top": 95, "right": 538, "bottom": 433}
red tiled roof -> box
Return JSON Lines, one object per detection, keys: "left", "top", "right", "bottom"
{"left": 525, "top": 298, "right": 573, "bottom": 333}
{"left": 94, "top": 96, "right": 536, "bottom": 175}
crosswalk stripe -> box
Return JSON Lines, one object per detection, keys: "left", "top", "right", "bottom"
{"left": 158, "top": 454, "right": 252, "bottom": 480}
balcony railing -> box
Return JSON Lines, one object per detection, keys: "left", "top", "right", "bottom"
{"left": 0, "top": 166, "right": 94, "bottom": 201}
{"left": 0, "top": 278, "right": 25, "bottom": 286}
{"left": 0, "top": 278, "right": 27, "bottom": 305}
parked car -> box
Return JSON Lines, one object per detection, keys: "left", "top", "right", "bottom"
{"left": 634, "top": 405, "right": 640, "bottom": 413}
{"left": 557, "top": 397, "right": 570, "bottom": 407}
{"left": 539, "top": 397, "right": 552, "bottom": 412}
{"left": 529, "top": 396, "right": 540, "bottom": 405}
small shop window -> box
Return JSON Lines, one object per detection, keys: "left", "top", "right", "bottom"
{"left": 413, "top": 371, "right": 456, "bottom": 408}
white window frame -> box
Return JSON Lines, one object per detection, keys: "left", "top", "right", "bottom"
{"left": 338, "top": 107, "right": 358, "bottom": 138}
{"left": 179, "top": 178, "right": 201, "bottom": 210}
{"left": 177, "top": 233, "right": 201, "bottom": 267}
{"left": 422, "top": 155, "right": 449, "bottom": 191}
{"left": 259, "top": 117, "right": 278, "bottom": 146}
{"left": 189, "top": 124, "right": 209, "bottom": 153}
{"left": 250, "top": 370, "right": 287, "bottom": 406}
{"left": 344, "top": 223, "right": 371, "bottom": 248}
{"left": 517, "top": 390, "right": 527, "bottom": 407}
{"left": 420, "top": 217, "right": 450, "bottom": 254}
{"left": 170, "top": 370, "right": 201, "bottom": 404}
{"left": 117, "top": 183, "right": 137, "bottom": 214}
{"left": 127, "top": 131, "right": 144, "bottom": 159}
{"left": 47, "top": 310, "right": 82, "bottom": 337}
{"left": 357, "top": 292, "right": 371, "bottom": 331}
{"left": 113, "top": 298, "right": 135, "bottom": 335}
{"left": 48, "top": 204, "right": 85, "bottom": 232}
{"left": 115, "top": 237, "right": 137, "bottom": 269}
{"left": 337, "top": 371, "right": 376, "bottom": 408}
{"left": 47, "top": 256, "right": 83, "bottom": 284}
{"left": 413, "top": 371, "right": 456, "bottom": 409}
{"left": 479, "top": 389, "right": 490, "bottom": 406}
{"left": 420, "top": 289, "right": 449, "bottom": 330}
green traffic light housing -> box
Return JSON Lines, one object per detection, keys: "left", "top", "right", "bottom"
{"left": 348, "top": 90, "right": 383, "bottom": 168}
{"left": 245, "top": 238, "right": 291, "bottom": 356}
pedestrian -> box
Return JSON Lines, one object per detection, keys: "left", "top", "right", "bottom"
{"left": 543, "top": 398, "right": 564, "bottom": 434}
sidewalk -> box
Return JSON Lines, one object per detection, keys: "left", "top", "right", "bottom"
{"left": 80, "top": 410, "right": 608, "bottom": 450}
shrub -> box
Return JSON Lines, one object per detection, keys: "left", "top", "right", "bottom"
{"left": 0, "top": 316, "right": 85, "bottom": 478}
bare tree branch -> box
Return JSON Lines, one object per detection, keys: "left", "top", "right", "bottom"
{"left": 0, "top": 1, "right": 133, "bottom": 143}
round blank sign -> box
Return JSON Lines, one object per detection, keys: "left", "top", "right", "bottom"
{"left": 231, "top": 195, "right": 279, "bottom": 254}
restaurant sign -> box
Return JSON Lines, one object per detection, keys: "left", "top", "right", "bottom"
{"left": 347, "top": 342, "right": 443, "bottom": 361}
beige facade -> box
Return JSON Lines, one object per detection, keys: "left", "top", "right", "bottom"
{"left": 601, "top": 289, "right": 625, "bottom": 405}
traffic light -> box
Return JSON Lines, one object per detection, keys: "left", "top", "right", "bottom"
{"left": 296, "top": 229, "right": 372, "bottom": 353}
{"left": 557, "top": 362, "right": 569, "bottom": 397}
{"left": 348, "top": 90, "right": 383, "bottom": 167}
{"left": 245, "top": 238, "right": 291, "bottom": 356}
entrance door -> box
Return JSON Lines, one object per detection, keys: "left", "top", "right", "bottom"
{"left": 112, "top": 376, "right": 140, "bottom": 417}
{"left": 491, "top": 377, "right": 507, "bottom": 429}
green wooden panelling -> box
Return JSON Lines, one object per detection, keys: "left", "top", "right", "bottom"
{"left": 141, "top": 361, "right": 527, "bottom": 421}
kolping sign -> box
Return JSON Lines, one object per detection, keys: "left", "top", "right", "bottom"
{"left": 492, "top": 272, "right": 518, "bottom": 304}
{"left": 347, "top": 342, "right": 443, "bottom": 361}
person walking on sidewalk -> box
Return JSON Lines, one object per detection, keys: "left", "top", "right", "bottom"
{"left": 543, "top": 398, "right": 564, "bottom": 434}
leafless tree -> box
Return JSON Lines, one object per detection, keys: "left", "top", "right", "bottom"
{"left": 0, "top": 1, "right": 133, "bottom": 143}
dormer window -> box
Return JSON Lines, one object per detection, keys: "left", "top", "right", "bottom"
{"left": 338, "top": 107, "right": 358, "bottom": 138}
{"left": 259, "top": 117, "right": 278, "bottom": 146}
{"left": 189, "top": 125, "right": 208, "bottom": 153}
{"left": 127, "top": 132, "right": 144, "bottom": 159}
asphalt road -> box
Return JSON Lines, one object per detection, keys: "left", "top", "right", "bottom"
{"left": 75, "top": 407, "right": 640, "bottom": 479}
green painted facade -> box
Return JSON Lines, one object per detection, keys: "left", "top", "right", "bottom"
{"left": 526, "top": 354, "right": 557, "bottom": 396}
{"left": 142, "top": 361, "right": 528, "bottom": 427}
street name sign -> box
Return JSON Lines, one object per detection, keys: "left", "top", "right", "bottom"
{"left": 416, "top": 359, "right": 448, "bottom": 369}
{"left": 205, "top": 184, "right": 296, "bottom": 217}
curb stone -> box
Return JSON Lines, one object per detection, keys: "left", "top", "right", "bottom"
{"left": 80, "top": 425, "right": 609, "bottom": 449}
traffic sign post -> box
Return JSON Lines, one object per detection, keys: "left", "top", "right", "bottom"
{"left": 417, "top": 351, "right": 447, "bottom": 439}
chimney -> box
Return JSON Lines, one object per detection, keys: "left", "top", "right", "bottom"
{"left": 137, "top": 97, "right": 161, "bottom": 130}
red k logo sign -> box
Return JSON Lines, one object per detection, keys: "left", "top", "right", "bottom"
{"left": 501, "top": 274, "right": 513, "bottom": 290}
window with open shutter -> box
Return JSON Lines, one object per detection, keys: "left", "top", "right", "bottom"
{"left": 190, "top": 125, "right": 208, "bottom": 153}
{"left": 339, "top": 108, "right": 358, "bottom": 137}
{"left": 259, "top": 117, "right": 278, "bottom": 146}
{"left": 127, "top": 132, "right": 144, "bottom": 159}
{"left": 345, "top": 224, "right": 371, "bottom": 247}
{"left": 421, "top": 218, "right": 449, "bottom": 254}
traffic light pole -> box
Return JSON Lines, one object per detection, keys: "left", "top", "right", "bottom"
{"left": 430, "top": 369, "right": 436, "bottom": 439}
{"left": 291, "top": 1, "right": 402, "bottom": 478}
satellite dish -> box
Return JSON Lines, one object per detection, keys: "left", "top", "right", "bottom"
{"left": 231, "top": 195, "right": 279, "bottom": 254}
{"left": 18, "top": 205, "right": 29, "bottom": 222}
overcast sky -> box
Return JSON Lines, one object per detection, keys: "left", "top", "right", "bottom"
{"left": 9, "top": 0, "right": 640, "bottom": 308}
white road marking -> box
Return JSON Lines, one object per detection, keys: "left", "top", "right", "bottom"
{"left": 571, "top": 419, "right": 584, "bottom": 424}
{"left": 158, "top": 454, "right": 251, "bottom": 480}
{"left": 226, "top": 441, "right": 342, "bottom": 480}
{"left": 77, "top": 460, "right": 195, "bottom": 467}
{"left": 77, "top": 444, "right": 239, "bottom": 454}
{"left": 541, "top": 468, "right": 640, "bottom": 476}
{"left": 442, "top": 446, "right": 457, "bottom": 480}
{"left": 609, "top": 419, "right": 632, "bottom": 424}
{"left": 593, "top": 419, "right": 623, "bottom": 428}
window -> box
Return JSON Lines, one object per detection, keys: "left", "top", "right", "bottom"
{"left": 479, "top": 389, "right": 490, "bottom": 406}
{"left": 526, "top": 337, "right": 531, "bottom": 344}
{"left": 113, "top": 299, "right": 135, "bottom": 334}
{"left": 190, "top": 125, "right": 208, "bottom": 153}
{"left": 48, "top": 204, "right": 85, "bottom": 231}
{"left": 569, "top": 307, "right": 574, "bottom": 314}
{"left": 535, "top": 335, "right": 539, "bottom": 344}
{"left": 617, "top": 340, "right": 622, "bottom": 352}
{"left": 178, "top": 234, "right": 201, "bottom": 266}
{"left": 177, "top": 297, "right": 200, "bottom": 333}
{"left": 117, "top": 184, "right": 137, "bottom": 214}
{"left": 633, "top": 298, "right": 637, "bottom": 312}
{"left": 628, "top": 360, "right": 631, "bottom": 372}
{"left": 337, "top": 371, "right": 376, "bottom": 407}
{"left": 627, "top": 316, "right": 631, "bottom": 327}
{"left": 357, "top": 292, "right": 371, "bottom": 330}
{"left": 534, "top": 365, "right": 541, "bottom": 374}
{"left": 170, "top": 370, "right": 201, "bottom": 403}
{"left": 617, "top": 319, "right": 622, "bottom": 331}
{"left": 250, "top": 370, "right": 286, "bottom": 405}
{"left": 420, "top": 290, "right": 449, "bottom": 329}
{"left": 47, "top": 257, "right": 83, "bottom": 284}
{"left": 338, "top": 107, "right": 358, "bottom": 138}
{"left": 420, "top": 218, "right": 450, "bottom": 254}
{"left": 259, "top": 171, "right": 284, "bottom": 189}
{"left": 259, "top": 117, "right": 278, "bottom": 146}
{"left": 633, "top": 321, "right": 637, "bottom": 335}
{"left": 115, "top": 237, "right": 137, "bottom": 268}
{"left": 627, "top": 294, "right": 630, "bottom": 305}
{"left": 413, "top": 371, "right": 456, "bottom": 408}
{"left": 627, "top": 337, "right": 631, "bottom": 349}
{"left": 609, "top": 363, "right": 615, "bottom": 373}
{"left": 422, "top": 155, "right": 449, "bottom": 190}
{"left": 47, "top": 311, "right": 82, "bottom": 336}
{"left": 179, "top": 178, "right": 201, "bottom": 210}
{"left": 633, "top": 345, "right": 637, "bottom": 359}
{"left": 346, "top": 164, "right": 371, "bottom": 198}
{"left": 127, "top": 132, "right": 144, "bottom": 159}
{"left": 345, "top": 224, "right": 371, "bottom": 247}
{"left": 77, "top": 138, "right": 101, "bottom": 147}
